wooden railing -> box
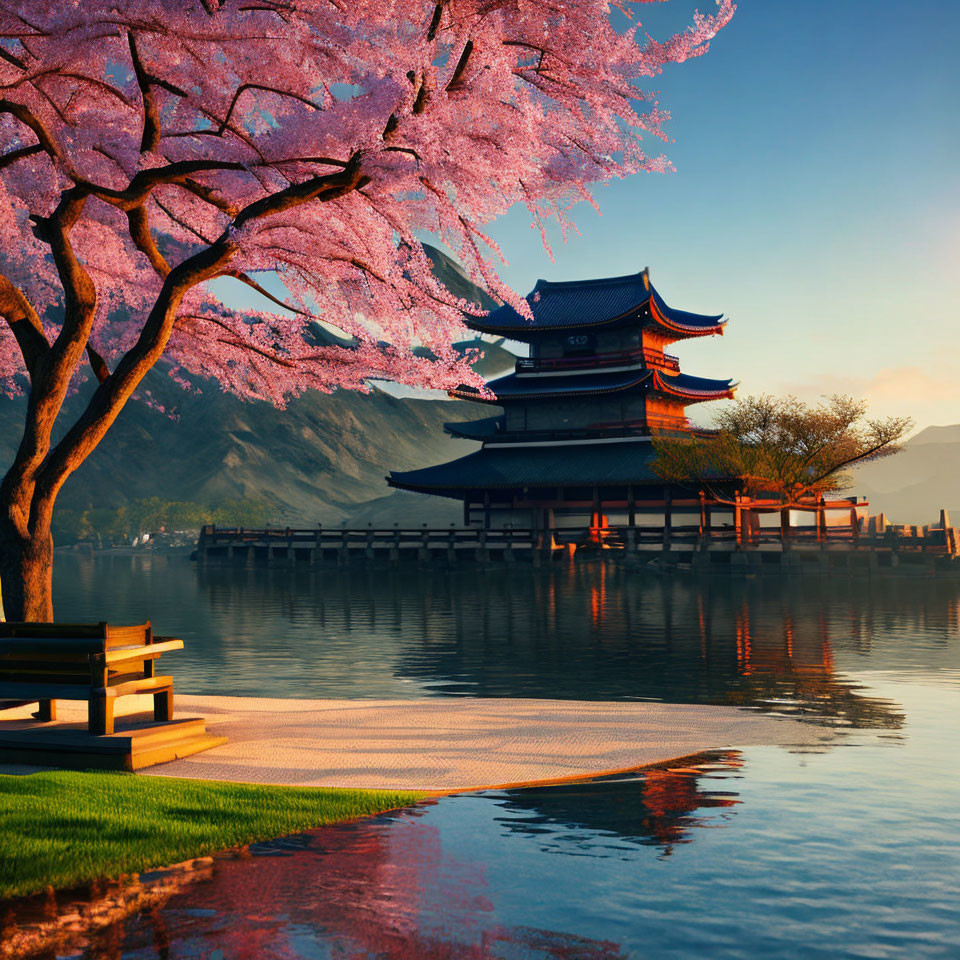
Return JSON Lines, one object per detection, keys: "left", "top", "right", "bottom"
{"left": 514, "top": 348, "right": 679, "bottom": 374}
{"left": 197, "top": 523, "right": 959, "bottom": 559}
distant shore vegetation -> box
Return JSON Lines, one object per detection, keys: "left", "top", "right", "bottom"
{"left": 52, "top": 498, "right": 274, "bottom": 547}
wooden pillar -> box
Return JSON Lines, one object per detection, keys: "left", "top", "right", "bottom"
{"left": 483, "top": 491, "right": 491, "bottom": 530}
{"left": 817, "top": 495, "right": 827, "bottom": 543}
{"left": 780, "top": 506, "right": 791, "bottom": 548}
{"left": 850, "top": 506, "right": 860, "bottom": 546}
{"left": 734, "top": 492, "right": 743, "bottom": 546}
{"left": 628, "top": 485, "right": 636, "bottom": 528}
{"left": 463, "top": 499, "right": 470, "bottom": 526}
{"left": 699, "top": 490, "right": 707, "bottom": 538}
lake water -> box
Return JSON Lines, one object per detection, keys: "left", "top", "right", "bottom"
{"left": 21, "top": 555, "right": 960, "bottom": 956}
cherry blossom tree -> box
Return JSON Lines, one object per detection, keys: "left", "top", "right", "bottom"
{"left": 0, "top": 0, "right": 734, "bottom": 620}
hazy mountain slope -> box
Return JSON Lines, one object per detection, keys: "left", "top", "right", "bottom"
{"left": 0, "top": 374, "right": 481, "bottom": 524}
{"left": 852, "top": 425, "right": 960, "bottom": 524}
{"left": 0, "top": 240, "right": 509, "bottom": 525}
{"left": 343, "top": 490, "right": 464, "bottom": 528}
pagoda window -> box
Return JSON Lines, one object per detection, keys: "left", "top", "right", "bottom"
{"left": 562, "top": 333, "right": 596, "bottom": 356}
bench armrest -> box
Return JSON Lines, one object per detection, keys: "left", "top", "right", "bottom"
{"left": 102, "top": 639, "right": 183, "bottom": 665}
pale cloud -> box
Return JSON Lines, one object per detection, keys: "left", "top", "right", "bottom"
{"left": 770, "top": 366, "right": 960, "bottom": 432}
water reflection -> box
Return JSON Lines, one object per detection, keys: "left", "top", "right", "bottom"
{"left": 22, "top": 558, "right": 960, "bottom": 959}
{"left": 47, "top": 555, "right": 956, "bottom": 730}
{"left": 43, "top": 808, "right": 634, "bottom": 959}
{"left": 2, "top": 756, "right": 745, "bottom": 959}
{"left": 493, "top": 751, "right": 743, "bottom": 857}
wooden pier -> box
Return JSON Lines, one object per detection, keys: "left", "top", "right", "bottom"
{"left": 197, "top": 525, "right": 543, "bottom": 565}
{"left": 196, "top": 516, "right": 960, "bottom": 576}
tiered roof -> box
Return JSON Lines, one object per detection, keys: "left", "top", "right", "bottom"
{"left": 390, "top": 440, "right": 665, "bottom": 495}
{"left": 467, "top": 269, "right": 726, "bottom": 340}
{"left": 387, "top": 268, "right": 734, "bottom": 498}
{"left": 450, "top": 368, "right": 734, "bottom": 405}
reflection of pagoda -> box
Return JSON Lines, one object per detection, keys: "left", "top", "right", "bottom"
{"left": 498, "top": 752, "right": 743, "bottom": 857}
{"left": 389, "top": 268, "right": 736, "bottom": 534}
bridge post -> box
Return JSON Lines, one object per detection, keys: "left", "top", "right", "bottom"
{"left": 447, "top": 526, "right": 458, "bottom": 564}
{"left": 390, "top": 526, "right": 401, "bottom": 564}
{"left": 366, "top": 526, "right": 375, "bottom": 561}
{"left": 418, "top": 526, "right": 430, "bottom": 562}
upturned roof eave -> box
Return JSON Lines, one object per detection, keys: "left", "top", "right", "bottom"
{"left": 450, "top": 370, "right": 655, "bottom": 404}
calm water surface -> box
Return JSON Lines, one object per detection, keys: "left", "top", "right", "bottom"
{"left": 26, "top": 557, "right": 960, "bottom": 956}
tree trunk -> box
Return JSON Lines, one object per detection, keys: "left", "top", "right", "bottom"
{"left": 0, "top": 513, "right": 54, "bottom": 622}
{"left": 780, "top": 507, "right": 791, "bottom": 551}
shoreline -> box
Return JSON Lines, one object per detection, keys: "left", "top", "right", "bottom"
{"left": 2, "top": 694, "right": 838, "bottom": 791}
{"left": 0, "top": 694, "right": 840, "bottom": 954}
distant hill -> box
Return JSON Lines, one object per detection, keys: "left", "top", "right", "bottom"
{"left": 0, "top": 241, "right": 510, "bottom": 527}
{"left": 0, "top": 377, "right": 482, "bottom": 525}
{"left": 852, "top": 425, "right": 960, "bottom": 525}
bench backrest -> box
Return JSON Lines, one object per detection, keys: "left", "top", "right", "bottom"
{"left": 0, "top": 622, "right": 153, "bottom": 687}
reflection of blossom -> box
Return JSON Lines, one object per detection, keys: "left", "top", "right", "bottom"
{"left": 101, "top": 812, "right": 627, "bottom": 959}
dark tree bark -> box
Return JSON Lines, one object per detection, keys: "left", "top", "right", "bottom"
{"left": 0, "top": 510, "right": 53, "bottom": 621}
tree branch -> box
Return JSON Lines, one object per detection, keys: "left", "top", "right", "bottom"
{"left": 219, "top": 269, "right": 316, "bottom": 317}
{"left": 447, "top": 40, "right": 474, "bottom": 92}
{"left": 0, "top": 98, "right": 60, "bottom": 161}
{"left": 127, "top": 205, "right": 171, "bottom": 277}
{"left": 218, "top": 83, "right": 322, "bottom": 135}
{"left": 0, "top": 272, "right": 48, "bottom": 378}
{"left": 86, "top": 344, "right": 109, "bottom": 383}
{"left": 127, "top": 31, "right": 179, "bottom": 153}
{"left": 35, "top": 152, "right": 370, "bottom": 503}
{"left": 0, "top": 142, "right": 43, "bottom": 170}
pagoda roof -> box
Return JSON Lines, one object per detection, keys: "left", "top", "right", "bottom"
{"left": 650, "top": 370, "right": 737, "bottom": 403}
{"left": 466, "top": 270, "right": 725, "bottom": 339}
{"left": 451, "top": 369, "right": 653, "bottom": 403}
{"left": 389, "top": 440, "right": 665, "bottom": 496}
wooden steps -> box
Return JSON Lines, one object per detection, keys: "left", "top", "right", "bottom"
{"left": 0, "top": 715, "right": 226, "bottom": 771}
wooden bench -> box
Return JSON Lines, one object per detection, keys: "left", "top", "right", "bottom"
{"left": 0, "top": 621, "right": 183, "bottom": 736}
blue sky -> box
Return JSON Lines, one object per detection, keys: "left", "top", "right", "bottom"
{"left": 484, "top": 0, "right": 959, "bottom": 430}
{"left": 225, "top": 1, "right": 958, "bottom": 427}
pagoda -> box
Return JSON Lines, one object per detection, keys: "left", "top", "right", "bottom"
{"left": 388, "top": 268, "right": 737, "bottom": 538}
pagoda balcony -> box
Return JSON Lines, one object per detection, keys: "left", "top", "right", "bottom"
{"left": 515, "top": 348, "right": 679, "bottom": 375}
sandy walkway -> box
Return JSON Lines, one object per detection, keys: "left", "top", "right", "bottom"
{"left": 159, "top": 695, "right": 833, "bottom": 790}
{"left": 1, "top": 695, "right": 835, "bottom": 791}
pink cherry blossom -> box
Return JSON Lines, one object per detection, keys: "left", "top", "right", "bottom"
{"left": 0, "top": 0, "right": 734, "bottom": 619}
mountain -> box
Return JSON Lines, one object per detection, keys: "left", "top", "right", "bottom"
{"left": 852, "top": 425, "right": 960, "bottom": 525}
{"left": 0, "top": 242, "right": 513, "bottom": 527}
{"left": 0, "top": 377, "right": 482, "bottom": 525}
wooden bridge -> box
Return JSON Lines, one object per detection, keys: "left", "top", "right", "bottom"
{"left": 196, "top": 515, "right": 960, "bottom": 576}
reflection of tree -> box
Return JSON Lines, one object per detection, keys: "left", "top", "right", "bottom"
{"left": 495, "top": 751, "right": 743, "bottom": 858}
{"left": 92, "top": 811, "right": 627, "bottom": 960}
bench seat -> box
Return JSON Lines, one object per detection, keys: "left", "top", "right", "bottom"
{"left": 0, "top": 622, "right": 180, "bottom": 735}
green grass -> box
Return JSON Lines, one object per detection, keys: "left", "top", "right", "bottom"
{"left": 0, "top": 770, "right": 424, "bottom": 900}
